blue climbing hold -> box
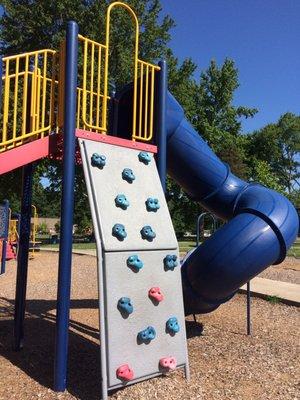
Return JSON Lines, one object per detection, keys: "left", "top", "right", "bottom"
{"left": 140, "top": 226, "right": 156, "bottom": 242}
{"left": 138, "top": 151, "right": 151, "bottom": 165}
{"left": 115, "top": 194, "right": 130, "bottom": 210}
{"left": 145, "top": 197, "right": 160, "bottom": 212}
{"left": 91, "top": 153, "right": 106, "bottom": 169}
{"left": 127, "top": 255, "right": 144, "bottom": 271}
{"left": 112, "top": 224, "right": 127, "bottom": 241}
{"left": 122, "top": 168, "right": 135, "bottom": 183}
{"left": 166, "top": 317, "right": 180, "bottom": 334}
{"left": 163, "top": 254, "right": 178, "bottom": 271}
{"left": 117, "top": 297, "right": 133, "bottom": 315}
{"left": 137, "top": 326, "right": 156, "bottom": 343}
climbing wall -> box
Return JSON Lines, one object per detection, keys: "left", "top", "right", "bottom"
{"left": 79, "top": 138, "right": 189, "bottom": 395}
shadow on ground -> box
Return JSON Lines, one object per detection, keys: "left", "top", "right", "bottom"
{"left": 0, "top": 297, "right": 102, "bottom": 400}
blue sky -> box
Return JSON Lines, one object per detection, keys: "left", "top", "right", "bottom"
{"left": 160, "top": 0, "right": 300, "bottom": 132}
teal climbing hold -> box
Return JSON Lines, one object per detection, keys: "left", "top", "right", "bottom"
{"left": 115, "top": 194, "right": 130, "bottom": 210}
{"left": 163, "top": 254, "right": 178, "bottom": 271}
{"left": 127, "top": 255, "right": 144, "bottom": 271}
{"left": 138, "top": 151, "right": 151, "bottom": 165}
{"left": 112, "top": 223, "right": 127, "bottom": 241}
{"left": 145, "top": 197, "right": 160, "bottom": 212}
{"left": 122, "top": 168, "right": 135, "bottom": 183}
{"left": 117, "top": 297, "right": 133, "bottom": 315}
{"left": 140, "top": 226, "right": 156, "bottom": 242}
{"left": 166, "top": 317, "right": 180, "bottom": 335}
{"left": 137, "top": 326, "right": 156, "bottom": 343}
{"left": 91, "top": 153, "right": 106, "bottom": 169}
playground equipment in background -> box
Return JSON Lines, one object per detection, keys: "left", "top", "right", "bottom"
{"left": 0, "top": 1, "right": 298, "bottom": 398}
{"left": 0, "top": 199, "right": 9, "bottom": 274}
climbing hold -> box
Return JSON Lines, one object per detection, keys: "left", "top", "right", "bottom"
{"left": 117, "top": 297, "right": 133, "bottom": 315}
{"left": 145, "top": 197, "right": 160, "bottom": 212}
{"left": 159, "top": 357, "right": 177, "bottom": 371}
{"left": 127, "top": 255, "right": 144, "bottom": 271}
{"left": 115, "top": 194, "right": 130, "bottom": 210}
{"left": 166, "top": 317, "right": 180, "bottom": 335}
{"left": 116, "top": 364, "right": 134, "bottom": 381}
{"left": 137, "top": 326, "right": 156, "bottom": 343}
{"left": 122, "top": 168, "right": 135, "bottom": 183}
{"left": 140, "top": 226, "right": 156, "bottom": 242}
{"left": 138, "top": 151, "right": 151, "bottom": 165}
{"left": 91, "top": 153, "right": 106, "bottom": 169}
{"left": 163, "top": 254, "right": 178, "bottom": 271}
{"left": 148, "top": 287, "right": 164, "bottom": 303}
{"left": 112, "top": 223, "right": 127, "bottom": 241}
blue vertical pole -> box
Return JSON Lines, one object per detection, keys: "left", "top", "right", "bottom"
{"left": 156, "top": 60, "right": 167, "bottom": 193}
{"left": 1, "top": 199, "right": 9, "bottom": 275}
{"left": 14, "top": 163, "right": 34, "bottom": 350}
{"left": 54, "top": 21, "right": 78, "bottom": 392}
{"left": 247, "top": 281, "right": 251, "bottom": 335}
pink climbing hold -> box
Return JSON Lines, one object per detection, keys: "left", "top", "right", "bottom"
{"left": 159, "top": 357, "right": 177, "bottom": 371}
{"left": 116, "top": 364, "right": 134, "bottom": 381}
{"left": 148, "top": 287, "right": 164, "bottom": 302}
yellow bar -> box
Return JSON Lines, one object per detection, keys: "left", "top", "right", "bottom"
{"left": 36, "top": 68, "right": 41, "bottom": 135}
{"left": 82, "top": 39, "right": 88, "bottom": 128}
{"left": 138, "top": 62, "right": 144, "bottom": 138}
{"left": 22, "top": 55, "right": 29, "bottom": 135}
{"left": 49, "top": 53, "right": 57, "bottom": 129}
{"left": 12, "top": 57, "right": 20, "bottom": 141}
{"left": 144, "top": 64, "right": 149, "bottom": 139}
{"left": 3, "top": 49, "right": 55, "bottom": 62}
{"left": 41, "top": 52, "right": 48, "bottom": 135}
{"left": 96, "top": 45, "right": 101, "bottom": 128}
{"left": 2, "top": 59, "right": 10, "bottom": 145}
{"left": 149, "top": 66, "right": 155, "bottom": 140}
{"left": 89, "top": 42, "right": 95, "bottom": 126}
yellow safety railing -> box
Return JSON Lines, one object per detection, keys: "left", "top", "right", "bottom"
{"left": 1, "top": 49, "right": 58, "bottom": 152}
{"left": 0, "top": 2, "right": 160, "bottom": 153}
{"left": 77, "top": 2, "right": 160, "bottom": 141}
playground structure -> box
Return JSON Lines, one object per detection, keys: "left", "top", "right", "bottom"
{"left": 0, "top": 203, "right": 39, "bottom": 272}
{"left": 0, "top": 2, "right": 299, "bottom": 399}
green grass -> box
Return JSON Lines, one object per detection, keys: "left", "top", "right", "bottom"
{"left": 42, "top": 242, "right": 96, "bottom": 250}
{"left": 41, "top": 238, "right": 300, "bottom": 258}
{"left": 265, "top": 295, "right": 281, "bottom": 304}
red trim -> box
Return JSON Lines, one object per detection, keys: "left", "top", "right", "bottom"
{"left": 75, "top": 129, "right": 157, "bottom": 153}
{"left": 0, "top": 135, "right": 57, "bottom": 175}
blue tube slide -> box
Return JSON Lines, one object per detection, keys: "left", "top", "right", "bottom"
{"left": 166, "top": 92, "right": 299, "bottom": 314}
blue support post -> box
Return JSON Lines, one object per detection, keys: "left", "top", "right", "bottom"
{"left": 156, "top": 60, "right": 167, "bottom": 193}
{"left": 247, "top": 281, "right": 251, "bottom": 335}
{"left": 13, "top": 163, "right": 34, "bottom": 350}
{"left": 0, "top": 199, "right": 9, "bottom": 275}
{"left": 54, "top": 21, "right": 78, "bottom": 392}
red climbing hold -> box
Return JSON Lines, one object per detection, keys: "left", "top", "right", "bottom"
{"left": 116, "top": 364, "right": 134, "bottom": 381}
{"left": 159, "top": 357, "right": 177, "bottom": 371}
{"left": 148, "top": 287, "right": 164, "bottom": 302}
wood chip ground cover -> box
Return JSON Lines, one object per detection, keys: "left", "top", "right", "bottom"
{"left": 0, "top": 253, "right": 299, "bottom": 400}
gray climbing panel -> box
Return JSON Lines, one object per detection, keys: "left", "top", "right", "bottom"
{"left": 79, "top": 138, "right": 189, "bottom": 399}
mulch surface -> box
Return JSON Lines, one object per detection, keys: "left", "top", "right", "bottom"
{"left": 0, "top": 253, "right": 299, "bottom": 400}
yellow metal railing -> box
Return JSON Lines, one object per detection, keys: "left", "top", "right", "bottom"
{"left": 0, "top": 2, "right": 160, "bottom": 153}
{"left": 1, "top": 49, "right": 58, "bottom": 152}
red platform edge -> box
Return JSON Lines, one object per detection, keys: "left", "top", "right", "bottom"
{"left": 0, "top": 135, "right": 58, "bottom": 175}
{"left": 75, "top": 129, "right": 157, "bottom": 153}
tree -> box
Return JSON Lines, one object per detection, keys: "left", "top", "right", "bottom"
{"left": 246, "top": 113, "right": 300, "bottom": 198}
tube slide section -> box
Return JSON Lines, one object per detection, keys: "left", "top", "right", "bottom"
{"left": 166, "top": 92, "right": 299, "bottom": 314}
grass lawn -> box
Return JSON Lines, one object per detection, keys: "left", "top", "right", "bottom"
{"left": 41, "top": 239, "right": 300, "bottom": 258}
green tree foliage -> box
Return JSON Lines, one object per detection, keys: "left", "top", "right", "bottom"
{"left": 245, "top": 112, "right": 300, "bottom": 205}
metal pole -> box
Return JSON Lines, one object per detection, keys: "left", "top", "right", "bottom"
{"left": 0, "top": 199, "right": 9, "bottom": 275}
{"left": 0, "top": 56, "right": 3, "bottom": 109}
{"left": 13, "top": 163, "right": 34, "bottom": 350}
{"left": 156, "top": 60, "right": 167, "bottom": 193}
{"left": 247, "top": 281, "right": 251, "bottom": 335}
{"left": 54, "top": 21, "right": 78, "bottom": 392}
